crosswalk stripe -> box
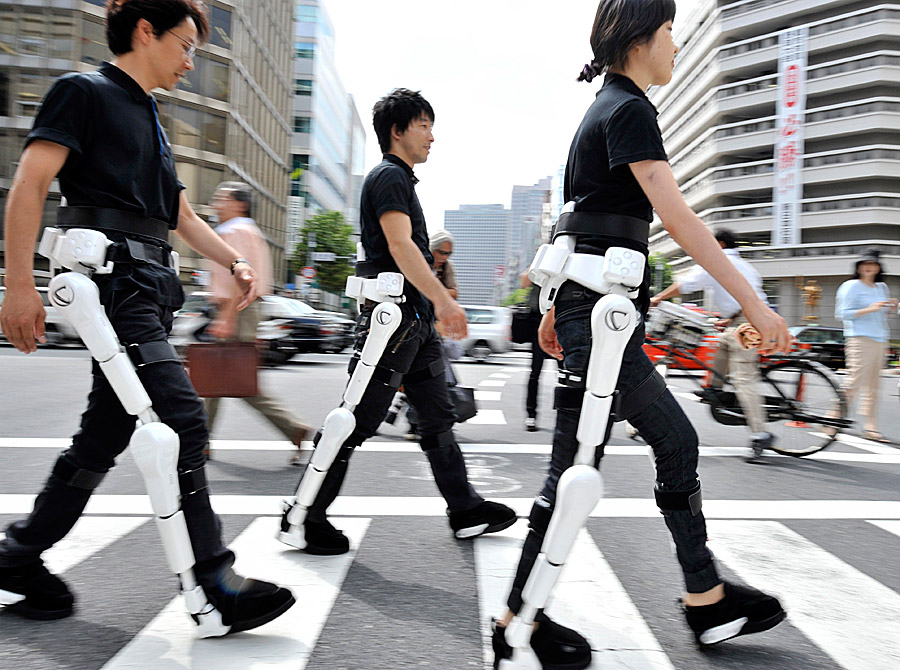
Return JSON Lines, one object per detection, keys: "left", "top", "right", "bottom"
{"left": 2, "top": 494, "right": 900, "bottom": 519}
{"left": 489, "top": 373, "right": 513, "bottom": 379}
{"left": 707, "top": 520, "right": 900, "bottom": 670}
{"left": 467, "top": 409, "right": 507, "bottom": 425}
{"left": 101, "top": 517, "right": 371, "bottom": 670}
{"left": 0, "top": 517, "right": 149, "bottom": 576}
{"left": 475, "top": 524, "right": 676, "bottom": 669}
{"left": 474, "top": 390, "right": 502, "bottom": 401}
{"left": 868, "top": 519, "right": 900, "bottom": 539}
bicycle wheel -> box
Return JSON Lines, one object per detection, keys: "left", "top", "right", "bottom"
{"left": 760, "top": 359, "right": 848, "bottom": 457}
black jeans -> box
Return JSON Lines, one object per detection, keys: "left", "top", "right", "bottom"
{"left": 526, "top": 333, "right": 552, "bottom": 419}
{"left": 306, "top": 301, "right": 482, "bottom": 522}
{"left": 507, "top": 287, "right": 719, "bottom": 612}
{"left": 0, "top": 286, "right": 231, "bottom": 576}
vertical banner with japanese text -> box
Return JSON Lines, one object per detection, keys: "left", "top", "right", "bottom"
{"left": 773, "top": 26, "right": 808, "bottom": 246}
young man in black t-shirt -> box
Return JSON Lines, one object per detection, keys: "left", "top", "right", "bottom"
{"left": 286, "top": 89, "right": 516, "bottom": 555}
{"left": 0, "top": 0, "right": 294, "bottom": 632}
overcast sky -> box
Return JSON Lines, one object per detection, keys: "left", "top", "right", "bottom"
{"left": 325, "top": 0, "right": 702, "bottom": 232}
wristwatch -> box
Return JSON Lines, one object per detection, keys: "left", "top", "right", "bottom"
{"left": 230, "top": 258, "right": 251, "bottom": 275}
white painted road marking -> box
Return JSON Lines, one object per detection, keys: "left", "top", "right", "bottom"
{"left": 478, "top": 380, "right": 507, "bottom": 387}
{"left": 708, "top": 520, "right": 900, "bottom": 670}
{"left": 467, "top": 409, "right": 507, "bottom": 425}
{"left": 474, "top": 390, "right": 502, "bottom": 401}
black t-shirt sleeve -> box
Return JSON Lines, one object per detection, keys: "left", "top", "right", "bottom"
{"left": 604, "top": 99, "right": 668, "bottom": 170}
{"left": 370, "top": 167, "right": 413, "bottom": 219}
{"left": 26, "top": 77, "right": 91, "bottom": 156}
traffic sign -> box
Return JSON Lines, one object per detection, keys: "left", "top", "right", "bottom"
{"left": 300, "top": 266, "right": 317, "bottom": 279}
{"left": 312, "top": 251, "right": 336, "bottom": 262}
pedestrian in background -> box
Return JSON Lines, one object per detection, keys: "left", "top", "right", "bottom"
{"left": 520, "top": 273, "right": 552, "bottom": 432}
{"left": 835, "top": 248, "right": 897, "bottom": 443}
{"left": 205, "top": 182, "right": 313, "bottom": 463}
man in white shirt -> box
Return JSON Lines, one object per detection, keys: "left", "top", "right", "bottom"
{"left": 651, "top": 229, "right": 774, "bottom": 460}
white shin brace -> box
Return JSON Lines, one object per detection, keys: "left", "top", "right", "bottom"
{"left": 502, "top": 242, "right": 642, "bottom": 665}
{"left": 41, "top": 228, "right": 228, "bottom": 637}
{"left": 279, "top": 272, "right": 405, "bottom": 550}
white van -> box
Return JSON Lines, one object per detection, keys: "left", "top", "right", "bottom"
{"left": 458, "top": 304, "right": 512, "bottom": 361}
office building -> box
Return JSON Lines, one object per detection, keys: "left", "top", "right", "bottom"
{"left": 505, "top": 177, "right": 552, "bottom": 296}
{"left": 444, "top": 204, "right": 510, "bottom": 305}
{"left": 649, "top": 0, "right": 899, "bottom": 335}
{"left": 289, "top": 0, "right": 366, "bottom": 261}
{"left": 0, "top": 0, "right": 294, "bottom": 286}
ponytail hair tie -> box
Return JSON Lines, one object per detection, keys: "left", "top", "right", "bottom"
{"left": 578, "top": 61, "right": 602, "bottom": 83}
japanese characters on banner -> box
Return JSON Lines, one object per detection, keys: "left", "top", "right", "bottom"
{"left": 773, "top": 26, "right": 808, "bottom": 246}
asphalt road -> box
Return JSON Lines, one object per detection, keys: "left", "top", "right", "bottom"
{"left": 1, "top": 345, "right": 899, "bottom": 670}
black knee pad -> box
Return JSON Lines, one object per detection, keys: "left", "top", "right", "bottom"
{"left": 52, "top": 452, "right": 107, "bottom": 490}
{"left": 125, "top": 340, "right": 180, "bottom": 367}
{"left": 419, "top": 429, "right": 455, "bottom": 451}
{"left": 179, "top": 466, "right": 208, "bottom": 497}
{"left": 654, "top": 479, "right": 702, "bottom": 516}
{"left": 527, "top": 496, "right": 554, "bottom": 538}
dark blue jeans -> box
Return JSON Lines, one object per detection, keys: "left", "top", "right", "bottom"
{"left": 508, "top": 287, "right": 719, "bottom": 612}
{"left": 0, "top": 285, "right": 231, "bottom": 577}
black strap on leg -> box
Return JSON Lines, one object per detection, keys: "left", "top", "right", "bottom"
{"left": 419, "top": 429, "right": 455, "bottom": 451}
{"left": 654, "top": 479, "right": 703, "bottom": 516}
{"left": 52, "top": 452, "right": 107, "bottom": 489}
{"left": 404, "top": 358, "right": 444, "bottom": 386}
{"left": 528, "top": 496, "right": 553, "bottom": 538}
{"left": 179, "top": 466, "right": 208, "bottom": 497}
{"left": 618, "top": 370, "right": 667, "bottom": 422}
{"left": 553, "top": 368, "right": 586, "bottom": 411}
{"left": 347, "top": 355, "right": 403, "bottom": 390}
{"left": 126, "top": 340, "right": 180, "bottom": 367}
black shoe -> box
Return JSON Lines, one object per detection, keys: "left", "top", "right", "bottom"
{"left": 747, "top": 432, "right": 775, "bottom": 462}
{"left": 683, "top": 581, "right": 786, "bottom": 645}
{"left": 525, "top": 417, "right": 538, "bottom": 432}
{"left": 201, "top": 567, "right": 295, "bottom": 635}
{"left": 0, "top": 561, "right": 74, "bottom": 620}
{"left": 302, "top": 520, "right": 350, "bottom": 555}
{"left": 491, "top": 614, "right": 592, "bottom": 670}
{"left": 693, "top": 387, "right": 720, "bottom": 405}
{"left": 448, "top": 500, "right": 517, "bottom": 539}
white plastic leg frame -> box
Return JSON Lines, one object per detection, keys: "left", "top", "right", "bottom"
{"left": 41, "top": 228, "right": 228, "bottom": 638}
{"left": 279, "top": 272, "right": 405, "bottom": 550}
{"left": 502, "top": 240, "right": 642, "bottom": 666}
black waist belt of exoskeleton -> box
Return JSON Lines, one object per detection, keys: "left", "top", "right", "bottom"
{"left": 551, "top": 211, "right": 650, "bottom": 246}
{"left": 58, "top": 206, "right": 172, "bottom": 267}
{"left": 355, "top": 259, "right": 399, "bottom": 278}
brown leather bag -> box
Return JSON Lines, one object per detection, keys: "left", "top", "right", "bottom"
{"left": 186, "top": 342, "right": 259, "bottom": 398}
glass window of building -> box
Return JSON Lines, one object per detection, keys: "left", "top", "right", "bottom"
{"left": 209, "top": 5, "right": 232, "bottom": 49}
{"left": 294, "top": 116, "right": 311, "bottom": 133}
{"left": 0, "top": 7, "right": 16, "bottom": 55}
{"left": 81, "top": 18, "right": 108, "bottom": 66}
{"left": 83, "top": 0, "right": 106, "bottom": 6}
{"left": 295, "top": 79, "right": 313, "bottom": 96}
{"left": 173, "top": 105, "right": 202, "bottom": 149}
{"left": 50, "top": 13, "right": 76, "bottom": 60}
{"left": 295, "top": 5, "right": 318, "bottom": 22}
{"left": 19, "top": 9, "right": 46, "bottom": 57}
{"left": 203, "top": 112, "right": 226, "bottom": 154}
{"left": 14, "top": 72, "right": 47, "bottom": 118}
{"left": 295, "top": 41, "right": 314, "bottom": 59}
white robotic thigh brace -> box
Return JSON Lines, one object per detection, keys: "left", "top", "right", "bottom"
{"left": 278, "top": 270, "right": 405, "bottom": 550}
{"left": 39, "top": 227, "right": 228, "bottom": 638}
{"left": 500, "top": 239, "right": 643, "bottom": 666}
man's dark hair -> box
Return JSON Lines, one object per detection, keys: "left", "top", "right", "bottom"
{"left": 372, "top": 88, "right": 434, "bottom": 154}
{"left": 106, "top": 0, "right": 210, "bottom": 56}
{"left": 580, "top": 0, "right": 677, "bottom": 76}
{"left": 215, "top": 181, "right": 253, "bottom": 218}
{"left": 714, "top": 228, "right": 737, "bottom": 249}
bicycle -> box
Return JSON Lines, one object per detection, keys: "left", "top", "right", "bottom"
{"left": 643, "top": 302, "right": 853, "bottom": 457}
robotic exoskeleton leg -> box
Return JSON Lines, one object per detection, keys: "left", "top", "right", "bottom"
{"left": 501, "top": 243, "right": 645, "bottom": 666}
{"left": 39, "top": 227, "right": 228, "bottom": 637}
{"left": 278, "top": 271, "right": 406, "bottom": 550}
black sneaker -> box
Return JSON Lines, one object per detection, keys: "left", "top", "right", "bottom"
{"left": 683, "top": 581, "right": 786, "bottom": 645}
{"left": 302, "top": 520, "right": 350, "bottom": 555}
{"left": 0, "top": 561, "right": 74, "bottom": 620}
{"left": 201, "top": 567, "right": 295, "bottom": 635}
{"left": 693, "top": 387, "right": 720, "bottom": 405}
{"left": 448, "top": 500, "right": 517, "bottom": 539}
{"left": 491, "top": 614, "right": 592, "bottom": 670}
{"left": 747, "top": 432, "right": 775, "bottom": 463}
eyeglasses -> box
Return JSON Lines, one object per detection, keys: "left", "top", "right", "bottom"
{"left": 434, "top": 249, "right": 452, "bottom": 257}
{"left": 167, "top": 30, "right": 196, "bottom": 59}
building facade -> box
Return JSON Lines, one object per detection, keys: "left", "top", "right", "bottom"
{"left": 504, "top": 177, "right": 552, "bottom": 297}
{"left": 444, "top": 204, "right": 510, "bottom": 305}
{"left": 289, "top": 0, "right": 365, "bottom": 266}
{"left": 650, "top": 0, "right": 899, "bottom": 336}
{"left": 0, "top": 0, "right": 294, "bottom": 287}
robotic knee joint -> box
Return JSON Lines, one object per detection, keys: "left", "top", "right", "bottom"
{"left": 52, "top": 453, "right": 107, "bottom": 490}
{"left": 654, "top": 479, "right": 703, "bottom": 517}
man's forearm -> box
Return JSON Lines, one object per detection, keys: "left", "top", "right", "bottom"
{"left": 389, "top": 238, "right": 452, "bottom": 306}
{"left": 175, "top": 212, "right": 243, "bottom": 269}
{"left": 653, "top": 282, "right": 682, "bottom": 302}
{"left": 3, "top": 180, "right": 51, "bottom": 289}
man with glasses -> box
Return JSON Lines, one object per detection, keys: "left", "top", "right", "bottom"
{"left": 0, "top": 0, "right": 295, "bottom": 632}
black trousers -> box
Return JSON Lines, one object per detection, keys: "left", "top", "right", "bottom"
{"left": 526, "top": 333, "right": 552, "bottom": 419}
{"left": 306, "top": 301, "right": 482, "bottom": 522}
{"left": 0, "top": 285, "right": 231, "bottom": 577}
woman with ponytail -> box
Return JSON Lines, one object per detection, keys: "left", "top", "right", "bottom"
{"left": 490, "top": 2, "right": 790, "bottom": 667}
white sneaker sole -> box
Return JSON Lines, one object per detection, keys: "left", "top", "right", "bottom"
{"left": 698, "top": 616, "right": 748, "bottom": 645}
{"left": 0, "top": 587, "right": 27, "bottom": 606}
{"left": 455, "top": 523, "right": 489, "bottom": 539}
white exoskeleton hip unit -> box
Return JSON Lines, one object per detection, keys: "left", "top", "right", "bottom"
{"left": 38, "top": 226, "right": 228, "bottom": 638}
{"left": 278, "top": 244, "right": 405, "bottom": 550}
{"left": 500, "top": 222, "right": 646, "bottom": 666}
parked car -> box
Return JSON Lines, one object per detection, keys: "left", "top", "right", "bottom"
{"left": 0, "top": 286, "right": 83, "bottom": 347}
{"left": 458, "top": 305, "right": 512, "bottom": 361}
{"left": 789, "top": 325, "right": 846, "bottom": 370}
{"left": 259, "top": 295, "right": 348, "bottom": 356}
{"left": 308, "top": 306, "right": 355, "bottom": 352}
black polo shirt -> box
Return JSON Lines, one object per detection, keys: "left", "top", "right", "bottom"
{"left": 562, "top": 73, "right": 669, "bottom": 314}
{"left": 27, "top": 62, "right": 185, "bottom": 306}
{"left": 358, "top": 153, "right": 433, "bottom": 310}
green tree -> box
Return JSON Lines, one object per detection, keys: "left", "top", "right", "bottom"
{"left": 290, "top": 210, "right": 355, "bottom": 293}
{"left": 648, "top": 252, "right": 674, "bottom": 295}
{"left": 501, "top": 287, "right": 530, "bottom": 307}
